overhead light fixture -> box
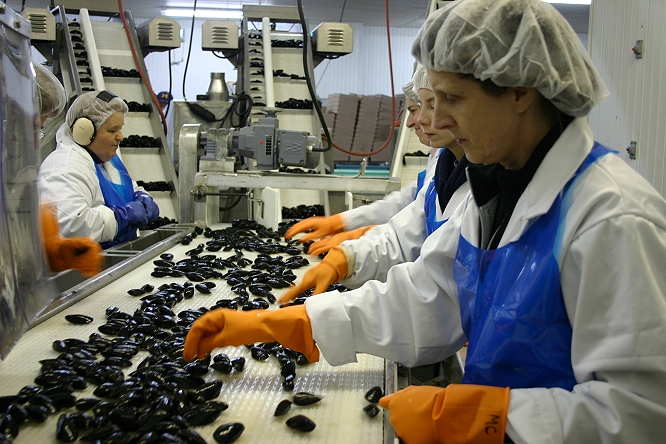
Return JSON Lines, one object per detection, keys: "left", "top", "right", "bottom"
{"left": 543, "top": 0, "right": 592, "bottom": 5}
{"left": 161, "top": 9, "right": 243, "bottom": 19}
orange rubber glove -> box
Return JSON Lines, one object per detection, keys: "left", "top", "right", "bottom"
{"left": 284, "top": 214, "right": 345, "bottom": 242}
{"left": 307, "top": 225, "right": 376, "bottom": 256}
{"left": 379, "top": 384, "right": 510, "bottom": 444}
{"left": 183, "top": 305, "right": 320, "bottom": 363}
{"left": 41, "top": 204, "right": 103, "bottom": 278}
{"left": 278, "top": 247, "right": 348, "bottom": 303}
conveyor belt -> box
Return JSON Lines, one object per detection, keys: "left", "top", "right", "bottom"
{"left": 0, "top": 225, "right": 386, "bottom": 443}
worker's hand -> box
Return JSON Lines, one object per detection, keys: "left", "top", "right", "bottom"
{"left": 284, "top": 214, "right": 345, "bottom": 242}
{"left": 278, "top": 248, "right": 348, "bottom": 303}
{"left": 183, "top": 305, "right": 320, "bottom": 363}
{"left": 379, "top": 384, "right": 510, "bottom": 444}
{"left": 307, "top": 225, "right": 376, "bottom": 256}
{"left": 41, "top": 204, "right": 103, "bottom": 277}
{"left": 134, "top": 191, "right": 160, "bottom": 222}
{"left": 112, "top": 201, "right": 149, "bottom": 235}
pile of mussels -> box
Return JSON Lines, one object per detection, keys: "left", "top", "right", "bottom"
{"left": 0, "top": 219, "right": 379, "bottom": 444}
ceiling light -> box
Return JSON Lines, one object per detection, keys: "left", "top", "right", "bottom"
{"left": 543, "top": 0, "right": 592, "bottom": 5}
{"left": 161, "top": 9, "right": 243, "bottom": 19}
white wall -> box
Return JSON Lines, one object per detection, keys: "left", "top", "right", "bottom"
{"left": 140, "top": 18, "right": 420, "bottom": 103}
{"left": 588, "top": 0, "right": 666, "bottom": 197}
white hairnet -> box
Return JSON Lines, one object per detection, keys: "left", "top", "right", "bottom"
{"left": 412, "top": 65, "right": 431, "bottom": 92}
{"left": 32, "top": 61, "right": 66, "bottom": 118}
{"left": 411, "top": 0, "right": 608, "bottom": 117}
{"left": 402, "top": 80, "right": 418, "bottom": 103}
{"left": 65, "top": 90, "right": 128, "bottom": 130}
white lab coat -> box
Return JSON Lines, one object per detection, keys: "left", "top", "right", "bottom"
{"left": 305, "top": 118, "right": 666, "bottom": 443}
{"left": 341, "top": 150, "right": 441, "bottom": 230}
{"left": 38, "top": 125, "right": 141, "bottom": 243}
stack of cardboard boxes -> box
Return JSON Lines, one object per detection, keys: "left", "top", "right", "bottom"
{"left": 324, "top": 93, "right": 405, "bottom": 164}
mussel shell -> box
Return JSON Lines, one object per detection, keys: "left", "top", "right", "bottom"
{"left": 182, "top": 406, "right": 221, "bottom": 426}
{"left": 194, "top": 283, "right": 211, "bottom": 294}
{"left": 286, "top": 414, "right": 316, "bottom": 432}
{"left": 365, "top": 386, "right": 383, "bottom": 404}
{"left": 213, "top": 422, "right": 245, "bottom": 444}
{"left": 293, "top": 392, "right": 322, "bottom": 406}
{"left": 231, "top": 357, "right": 245, "bottom": 372}
{"left": 280, "top": 360, "right": 296, "bottom": 377}
{"left": 250, "top": 346, "right": 269, "bottom": 361}
{"left": 274, "top": 399, "right": 292, "bottom": 416}
{"left": 282, "top": 374, "right": 295, "bottom": 392}
{"left": 363, "top": 403, "right": 381, "bottom": 418}
{"left": 160, "top": 253, "right": 174, "bottom": 261}
{"left": 65, "top": 314, "right": 93, "bottom": 324}
{"left": 176, "top": 428, "right": 208, "bottom": 444}
{"left": 195, "top": 380, "right": 223, "bottom": 400}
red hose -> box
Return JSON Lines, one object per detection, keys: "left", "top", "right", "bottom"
{"left": 116, "top": 0, "right": 168, "bottom": 135}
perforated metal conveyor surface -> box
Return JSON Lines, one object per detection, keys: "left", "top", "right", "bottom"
{"left": 0, "top": 225, "right": 386, "bottom": 443}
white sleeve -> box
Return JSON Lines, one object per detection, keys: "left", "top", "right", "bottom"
{"left": 506, "top": 215, "right": 666, "bottom": 443}
{"left": 305, "top": 207, "right": 467, "bottom": 367}
{"left": 339, "top": 190, "right": 428, "bottom": 287}
{"left": 341, "top": 181, "right": 418, "bottom": 230}
{"left": 39, "top": 167, "right": 116, "bottom": 243}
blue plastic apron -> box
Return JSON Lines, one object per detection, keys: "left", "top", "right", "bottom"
{"left": 95, "top": 155, "right": 136, "bottom": 248}
{"left": 424, "top": 177, "right": 444, "bottom": 236}
{"left": 453, "top": 143, "right": 613, "bottom": 389}
{"left": 415, "top": 169, "right": 427, "bottom": 198}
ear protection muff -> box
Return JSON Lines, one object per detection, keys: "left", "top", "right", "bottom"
{"left": 71, "top": 90, "right": 118, "bottom": 146}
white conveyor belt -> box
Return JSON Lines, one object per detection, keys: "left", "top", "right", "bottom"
{"left": 0, "top": 225, "right": 385, "bottom": 443}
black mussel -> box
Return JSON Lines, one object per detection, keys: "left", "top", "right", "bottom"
{"left": 25, "top": 403, "right": 51, "bottom": 422}
{"left": 211, "top": 361, "right": 233, "bottom": 374}
{"left": 365, "top": 386, "right": 383, "bottom": 403}
{"left": 75, "top": 397, "right": 101, "bottom": 411}
{"left": 296, "top": 353, "right": 310, "bottom": 366}
{"left": 194, "top": 283, "right": 211, "bottom": 294}
{"left": 186, "top": 273, "right": 205, "bottom": 282}
{"left": 141, "top": 284, "right": 155, "bottom": 293}
{"left": 182, "top": 405, "right": 221, "bottom": 426}
{"left": 153, "top": 259, "right": 174, "bottom": 268}
{"left": 6, "top": 403, "right": 28, "bottom": 423}
{"left": 183, "top": 286, "right": 195, "bottom": 299}
{"left": 250, "top": 346, "right": 269, "bottom": 361}
{"left": 127, "top": 288, "right": 146, "bottom": 296}
{"left": 184, "top": 361, "right": 209, "bottom": 376}
{"left": 52, "top": 340, "right": 67, "bottom": 352}
{"left": 280, "top": 360, "right": 296, "bottom": 377}
{"left": 65, "top": 314, "right": 93, "bottom": 324}
{"left": 56, "top": 413, "right": 79, "bottom": 442}
{"left": 196, "top": 380, "right": 222, "bottom": 400}
{"left": 282, "top": 374, "right": 295, "bottom": 392}
{"left": 203, "top": 281, "right": 216, "bottom": 289}
{"left": 274, "top": 399, "right": 292, "bottom": 416}
{"left": 160, "top": 253, "right": 174, "bottom": 261}
{"left": 231, "top": 357, "right": 245, "bottom": 372}
{"left": 213, "top": 422, "right": 245, "bottom": 444}
{"left": 293, "top": 392, "right": 322, "bottom": 406}
{"left": 363, "top": 403, "right": 381, "bottom": 418}
{"left": 207, "top": 401, "right": 229, "bottom": 413}
{"left": 286, "top": 414, "right": 316, "bottom": 432}
{"left": 0, "top": 413, "right": 19, "bottom": 438}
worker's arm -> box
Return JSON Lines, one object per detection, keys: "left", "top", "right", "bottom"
{"left": 339, "top": 193, "right": 429, "bottom": 288}
{"left": 39, "top": 168, "right": 116, "bottom": 243}
{"left": 341, "top": 181, "right": 418, "bottom": 230}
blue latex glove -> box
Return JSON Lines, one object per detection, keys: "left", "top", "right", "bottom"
{"left": 134, "top": 191, "right": 160, "bottom": 222}
{"left": 112, "top": 201, "right": 149, "bottom": 238}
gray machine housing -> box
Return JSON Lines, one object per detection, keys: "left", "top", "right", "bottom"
{"left": 225, "top": 113, "right": 320, "bottom": 170}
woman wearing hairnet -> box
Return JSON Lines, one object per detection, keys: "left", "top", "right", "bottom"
{"left": 183, "top": 1, "right": 666, "bottom": 442}
{"left": 279, "top": 67, "right": 469, "bottom": 300}
{"left": 283, "top": 71, "right": 443, "bottom": 254}
{"left": 33, "top": 62, "right": 103, "bottom": 277}
{"left": 39, "top": 90, "right": 160, "bottom": 249}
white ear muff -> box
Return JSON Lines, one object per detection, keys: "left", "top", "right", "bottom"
{"left": 71, "top": 117, "right": 96, "bottom": 146}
